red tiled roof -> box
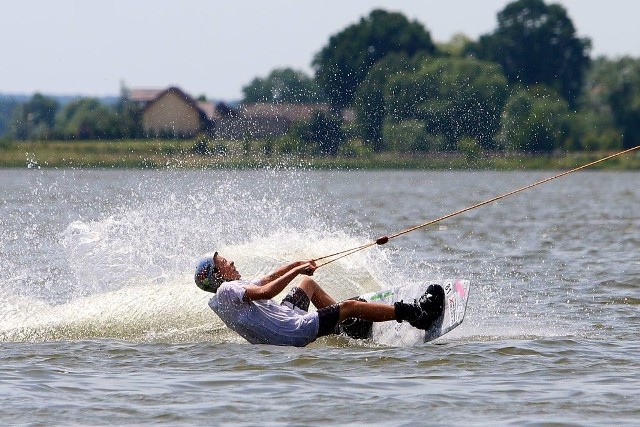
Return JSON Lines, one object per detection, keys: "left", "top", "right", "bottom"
{"left": 128, "top": 88, "right": 164, "bottom": 103}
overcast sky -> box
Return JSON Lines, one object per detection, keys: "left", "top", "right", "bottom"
{"left": 2, "top": 0, "right": 638, "bottom": 101}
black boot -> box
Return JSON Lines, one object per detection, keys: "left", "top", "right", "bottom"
{"left": 419, "top": 284, "right": 445, "bottom": 318}
{"left": 394, "top": 300, "right": 423, "bottom": 324}
{"left": 394, "top": 285, "right": 445, "bottom": 330}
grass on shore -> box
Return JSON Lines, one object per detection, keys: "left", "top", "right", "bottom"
{"left": 1, "top": 138, "right": 639, "bottom": 170}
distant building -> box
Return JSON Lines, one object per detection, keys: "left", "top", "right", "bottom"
{"left": 129, "top": 86, "right": 353, "bottom": 140}
{"left": 214, "top": 103, "right": 354, "bottom": 140}
{"left": 128, "top": 88, "right": 164, "bottom": 106}
{"left": 131, "top": 87, "right": 214, "bottom": 138}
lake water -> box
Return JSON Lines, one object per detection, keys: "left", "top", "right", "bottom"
{"left": 1, "top": 167, "right": 638, "bottom": 425}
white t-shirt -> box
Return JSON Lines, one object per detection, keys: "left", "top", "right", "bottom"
{"left": 208, "top": 279, "right": 320, "bottom": 347}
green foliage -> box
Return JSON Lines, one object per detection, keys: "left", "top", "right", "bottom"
{"left": 272, "top": 133, "right": 307, "bottom": 155}
{"left": 496, "top": 85, "right": 570, "bottom": 152}
{"left": 564, "top": 110, "right": 622, "bottom": 151}
{"left": 382, "top": 119, "right": 452, "bottom": 153}
{"left": 385, "top": 57, "right": 508, "bottom": 149}
{"left": 211, "top": 142, "right": 228, "bottom": 156}
{"left": 114, "top": 98, "right": 143, "bottom": 139}
{"left": 473, "top": 0, "right": 591, "bottom": 106}
{"left": 0, "top": 97, "right": 19, "bottom": 137}
{"left": 10, "top": 93, "right": 59, "bottom": 140}
{"left": 314, "top": 112, "right": 345, "bottom": 156}
{"left": 382, "top": 119, "right": 430, "bottom": 153}
{"left": 570, "top": 56, "right": 637, "bottom": 150}
{"left": 437, "top": 33, "right": 474, "bottom": 57}
{"left": 337, "top": 139, "right": 373, "bottom": 158}
{"left": 353, "top": 52, "right": 428, "bottom": 152}
{"left": 242, "top": 68, "right": 326, "bottom": 104}
{"left": 55, "top": 98, "right": 119, "bottom": 139}
{"left": 256, "top": 138, "right": 275, "bottom": 157}
{"left": 291, "top": 111, "right": 345, "bottom": 156}
{"left": 458, "top": 136, "right": 482, "bottom": 159}
{"left": 3, "top": 89, "right": 142, "bottom": 141}
{"left": 312, "top": 9, "right": 436, "bottom": 110}
{"left": 192, "top": 137, "right": 212, "bottom": 155}
{"left": 579, "top": 57, "right": 619, "bottom": 110}
{"left": 604, "top": 57, "right": 640, "bottom": 149}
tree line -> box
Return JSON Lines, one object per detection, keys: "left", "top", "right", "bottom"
{"left": 2, "top": 0, "right": 639, "bottom": 154}
{"left": 2, "top": 93, "right": 142, "bottom": 141}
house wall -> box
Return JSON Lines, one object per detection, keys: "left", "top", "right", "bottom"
{"left": 142, "top": 91, "right": 201, "bottom": 137}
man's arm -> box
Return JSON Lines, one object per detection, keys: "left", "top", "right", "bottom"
{"left": 243, "top": 261, "right": 316, "bottom": 301}
{"left": 259, "top": 260, "right": 306, "bottom": 284}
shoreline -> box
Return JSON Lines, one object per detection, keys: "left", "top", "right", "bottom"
{"left": 1, "top": 139, "right": 639, "bottom": 170}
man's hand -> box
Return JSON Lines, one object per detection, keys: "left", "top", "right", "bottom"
{"left": 299, "top": 260, "right": 316, "bottom": 276}
{"left": 246, "top": 259, "right": 317, "bottom": 301}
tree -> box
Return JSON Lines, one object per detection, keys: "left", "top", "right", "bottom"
{"left": 10, "top": 93, "right": 59, "bottom": 140}
{"left": 605, "top": 57, "right": 640, "bottom": 149}
{"left": 312, "top": 9, "right": 436, "bottom": 111}
{"left": 0, "top": 97, "right": 19, "bottom": 137}
{"left": 577, "top": 56, "right": 640, "bottom": 150}
{"left": 570, "top": 56, "right": 627, "bottom": 151}
{"left": 242, "top": 68, "right": 325, "bottom": 104}
{"left": 385, "top": 57, "right": 509, "bottom": 150}
{"left": 437, "top": 33, "right": 474, "bottom": 58}
{"left": 113, "top": 99, "right": 143, "bottom": 139}
{"left": 353, "top": 52, "right": 428, "bottom": 152}
{"left": 290, "top": 111, "right": 345, "bottom": 156}
{"left": 55, "top": 98, "right": 118, "bottom": 140}
{"left": 564, "top": 110, "right": 622, "bottom": 151}
{"left": 496, "top": 85, "right": 570, "bottom": 152}
{"left": 114, "top": 85, "right": 143, "bottom": 139}
{"left": 473, "top": 0, "right": 591, "bottom": 106}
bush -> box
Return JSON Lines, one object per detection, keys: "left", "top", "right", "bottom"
{"left": 458, "top": 136, "right": 482, "bottom": 159}
{"left": 496, "top": 86, "right": 570, "bottom": 152}
{"left": 273, "top": 134, "right": 307, "bottom": 155}
{"left": 564, "top": 110, "right": 623, "bottom": 151}
{"left": 256, "top": 138, "right": 274, "bottom": 157}
{"left": 192, "top": 138, "right": 212, "bottom": 155}
{"left": 288, "top": 111, "right": 345, "bottom": 156}
{"left": 337, "top": 139, "right": 373, "bottom": 158}
{"left": 383, "top": 120, "right": 420, "bottom": 152}
{"left": 383, "top": 120, "right": 434, "bottom": 153}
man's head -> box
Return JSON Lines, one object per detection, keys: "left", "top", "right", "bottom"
{"left": 194, "top": 252, "right": 241, "bottom": 293}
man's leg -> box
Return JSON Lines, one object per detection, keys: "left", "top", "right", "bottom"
{"left": 316, "top": 299, "right": 411, "bottom": 339}
{"left": 338, "top": 284, "right": 445, "bottom": 328}
{"left": 297, "top": 277, "right": 337, "bottom": 309}
{"left": 337, "top": 299, "right": 396, "bottom": 323}
{"left": 313, "top": 282, "right": 445, "bottom": 338}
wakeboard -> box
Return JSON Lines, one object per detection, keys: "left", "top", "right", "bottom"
{"left": 339, "top": 279, "right": 470, "bottom": 346}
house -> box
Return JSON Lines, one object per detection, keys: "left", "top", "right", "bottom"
{"left": 132, "top": 87, "right": 215, "bottom": 138}
{"left": 130, "top": 85, "right": 354, "bottom": 140}
{"left": 128, "top": 88, "right": 164, "bottom": 106}
{"left": 214, "top": 103, "right": 354, "bottom": 140}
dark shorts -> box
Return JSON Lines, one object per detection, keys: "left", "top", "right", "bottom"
{"left": 281, "top": 287, "right": 340, "bottom": 338}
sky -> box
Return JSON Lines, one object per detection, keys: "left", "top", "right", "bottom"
{"left": 2, "top": 0, "right": 639, "bottom": 101}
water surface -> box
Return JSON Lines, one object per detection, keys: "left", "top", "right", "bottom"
{"left": 1, "top": 168, "right": 638, "bottom": 425}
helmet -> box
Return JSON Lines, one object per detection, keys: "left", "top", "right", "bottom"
{"left": 194, "top": 252, "right": 223, "bottom": 293}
